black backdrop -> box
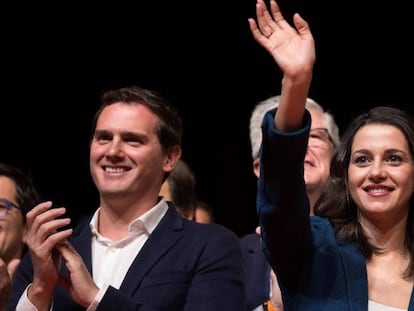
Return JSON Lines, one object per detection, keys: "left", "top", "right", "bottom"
{"left": 1, "top": 1, "right": 413, "bottom": 237}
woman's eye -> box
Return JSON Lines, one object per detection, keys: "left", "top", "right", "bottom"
{"left": 388, "top": 155, "right": 402, "bottom": 163}
{"left": 354, "top": 156, "right": 369, "bottom": 164}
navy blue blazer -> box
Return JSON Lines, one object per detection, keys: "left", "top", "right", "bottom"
{"left": 257, "top": 108, "right": 414, "bottom": 310}
{"left": 240, "top": 232, "right": 270, "bottom": 310}
{"left": 8, "top": 204, "right": 246, "bottom": 310}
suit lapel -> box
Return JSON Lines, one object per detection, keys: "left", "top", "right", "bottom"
{"left": 69, "top": 214, "right": 94, "bottom": 274}
{"left": 120, "top": 204, "right": 184, "bottom": 294}
{"left": 338, "top": 241, "right": 367, "bottom": 310}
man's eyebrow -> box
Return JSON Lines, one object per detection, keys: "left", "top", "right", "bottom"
{"left": 121, "top": 132, "right": 149, "bottom": 143}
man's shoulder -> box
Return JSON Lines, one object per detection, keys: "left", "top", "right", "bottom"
{"left": 179, "top": 221, "right": 240, "bottom": 248}
{"left": 240, "top": 232, "right": 260, "bottom": 244}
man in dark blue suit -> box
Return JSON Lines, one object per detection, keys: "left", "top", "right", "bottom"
{"left": 8, "top": 86, "right": 245, "bottom": 311}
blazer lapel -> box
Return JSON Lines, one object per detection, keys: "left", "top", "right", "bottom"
{"left": 120, "top": 204, "right": 184, "bottom": 294}
{"left": 69, "top": 214, "right": 94, "bottom": 274}
{"left": 338, "top": 241, "right": 367, "bottom": 310}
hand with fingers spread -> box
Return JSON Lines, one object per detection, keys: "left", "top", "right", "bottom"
{"left": 248, "top": 0, "right": 315, "bottom": 83}
{"left": 24, "top": 201, "right": 73, "bottom": 310}
{"left": 248, "top": 0, "right": 315, "bottom": 133}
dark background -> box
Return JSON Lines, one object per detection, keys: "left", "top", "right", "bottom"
{"left": 1, "top": 1, "right": 413, "bottom": 237}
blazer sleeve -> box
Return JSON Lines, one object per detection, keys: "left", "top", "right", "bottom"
{"left": 257, "top": 108, "right": 313, "bottom": 290}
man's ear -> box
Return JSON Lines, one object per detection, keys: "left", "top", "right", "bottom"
{"left": 164, "top": 145, "right": 182, "bottom": 172}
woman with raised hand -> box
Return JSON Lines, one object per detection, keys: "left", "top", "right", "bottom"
{"left": 249, "top": 0, "right": 414, "bottom": 310}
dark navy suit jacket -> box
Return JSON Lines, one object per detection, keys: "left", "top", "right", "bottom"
{"left": 257, "top": 108, "right": 414, "bottom": 310}
{"left": 240, "top": 232, "right": 270, "bottom": 310}
{"left": 8, "top": 204, "right": 246, "bottom": 310}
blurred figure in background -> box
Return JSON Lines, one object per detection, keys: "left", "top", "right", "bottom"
{"left": 160, "top": 159, "right": 215, "bottom": 223}
{"left": 194, "top": 200, "right": 215, "bottom": 224}
{"left": 0, "top": 162, "right": 41, "bottom": 310}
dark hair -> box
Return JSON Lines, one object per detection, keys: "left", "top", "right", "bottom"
{"left": 90, "top": 85, "right": 183, "bottom": 154}
{"left": 315, "top": 106, "right": 414, "bottom": 278}
{"left": 166, "top": 159, "right": 198, "bottom": 217}
{"left": 0, "top": 162, "right": 42, "bottom": 221}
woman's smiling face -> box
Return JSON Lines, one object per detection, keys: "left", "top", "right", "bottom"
{"left": 348, "top": 124, "right": 414, "bottom": 220}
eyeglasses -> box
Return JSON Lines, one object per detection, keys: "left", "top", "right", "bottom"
{"left": 308, "top": 127, "right": 335, "bottom": 148}
{"left": 0, "top": 198, "right": 19, "bottom": 219}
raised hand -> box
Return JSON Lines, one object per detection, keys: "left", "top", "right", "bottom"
{"left": 248, "top": 0, "right": 315, "bottom": 131}
{"left": 248, "top": 0, "right": 315, "bottom": 78}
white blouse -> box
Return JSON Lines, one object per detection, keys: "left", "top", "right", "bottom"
{"left": 368, "top": 300, "right": 406, "bottom": 311}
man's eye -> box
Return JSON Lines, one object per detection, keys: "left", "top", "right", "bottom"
{"left": 96, "top": 134, "right": 111, "bottom": 142}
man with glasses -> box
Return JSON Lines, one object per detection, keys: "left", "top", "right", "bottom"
{"left": 241, "top": 95, "right": 340, "bottom": 310}
{"left": 0, "top": 162, "right": 41, "bottom": 310}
